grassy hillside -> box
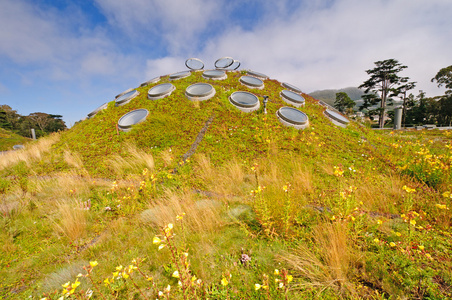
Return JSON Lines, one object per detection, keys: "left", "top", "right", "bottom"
{"left": 0, "top": 127, "right": 31, "bottom": 151}
{"left": 0, "top": 69, "right": 451, "bottom": 299}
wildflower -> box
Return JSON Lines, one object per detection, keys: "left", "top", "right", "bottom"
{"left": 153, "top": 236, "right": 162, "bottom": 244}
{"left": 158, "top": 291, "right": 164, "bottom": 297}
{"left": 221, "top": 277, "right": 229, "bottom": 286}
{"left": 389, "top": 242, "right": 396, "bottom": 247}
{"left": 254, "top": 283, "right": 262, "bottom": 290}
{"left": 425, "top": 253, "right": 432, "bottom": 259}
{"left": 402, "top": 185, "right": 416, "bottom": 193}
{"left": 442, "top": 191, "right": 451, "bottom": 198}
{"left": 410, "top": 219, "right": 416, "bottom": 226}
{"left": 395, "top": 232, "right": 402, "bottom": 237}
{"left": 116, "top": 265, "right": 123, "bottom": 271}
{"left": 176, "top": 213, "right": 186, "bottom": 220}
{"left": 374, "top": 238, "right": 380, "bottom": 243}
{"left": 274, "top": 269, "right": 279, "bottom": 275}
{"left": 282, "top": 185, "right": 288, "bottom": 192}
{"left": 146, "top": 276, "right": 153, "bottom": 281}
{"left": 158, "top": 244, "right": 166, "bottom": 251}
{"left": 89, "top": 261, "right": 98, "bottom": 268}
{"left": 172, "top": 271, "right": 180, "bottom": 278}
{"left": 419, "top": 245, "right": 425, "bottom": 250}
{"left": 104, "top": 278, "right": 111, "bottom": 285}
{"left": 86, "top": 289, "right": 93, "bottom": 298}
{"left": 377, "top": 219, "right": 382, "bottom": 225}
{"left": 436, "top": 203, "right": 448, "bottom": 210}
{"left": 164, "top": 285, "right": 171, "bottom": 292}
{"left": 287, "top": 275, "right": 293, "bottom": 283}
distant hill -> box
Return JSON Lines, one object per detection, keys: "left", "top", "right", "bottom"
{"left": 309, "top": 87, "right": 365, "bottom": 106}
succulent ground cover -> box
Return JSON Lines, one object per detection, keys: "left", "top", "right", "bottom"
{"left": 0, "top": 71, "right": 451, "bottom": 299}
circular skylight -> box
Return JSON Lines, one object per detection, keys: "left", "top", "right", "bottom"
{"left": 185, "top": 58, "right": 205, "bottom": 70}
{"left": 118, "top": 109, "right": 149, "bottom": 132}
{"left": 115, "top": 88, "right": 134, "bottom": 99}
{"left": 229, "top": 91, "right": 260, "bottom": 113}
{"left": 170, "top": 71, "right": 191, "bottom": 80}
{"left": 227, "top": 60, "right": 241, "bottom": 70}
{"left": 240, "top": 75, "right": 264, "bottom": 89}
{"left": 148, "top": 83, "right": 175, "bottom": 100}
{"left": 202, "top": 70, "right": 227, "bottom": 80}
{"left": 324, "top": 109, "right": 350, "bottom": 127}
{"left": 140, "top": 77, "right": 160, "bottom": 87}
{"left": 185, "top": 83, "right": 216, "bottom": 101}
{"left": 13, "top": 145, "right": 25, "bottom": 150}
{"left": 247, "top": 70, "right": 268, "bottom": 79}
{"left": 215, "top": 57, "right": 234, "bottom": 69}
{"left": 282, "top": 82, "right": 302, "bottom": 93}
{"left": 280, "top": 90, "right": 305, "bottom": 107}
{"left": 87, "top": 102, "right": 108, "bottom": 118}
{"left": 277, "top": 107, "right": 309, "bottom": 129}
{"left": 115, "top": 90, "right": 139, "bottom": 107}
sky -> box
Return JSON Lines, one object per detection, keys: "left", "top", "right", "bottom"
{"left": 0, "top": 0, "right": 451, "bottom": 127}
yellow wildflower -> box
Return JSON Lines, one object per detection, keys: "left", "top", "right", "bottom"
{"left": 389, "top": 242, "right": 396, "bottom": 247}
{"left": 153, "top": 236, "right": 161, "bottom": 244}
{"left": 221, "top": 277, "right": 228, "bottom": 286}
{"left": 172, "top": 271, "right": 180, "bottom": 278}
{"left": 374, "top": 238, "right": 380, "bottom": 243}
{"left": 410, "top": 219, "right": 416, "bottom": 226}
{"left": 287, "top": 275, "right": 293, "bottom": 283}
{"left": 419, "top": 245, "right": 425, "bottom": 250}
{"left": 377, "top": 219, "right": 382, "bottom": 225}
{"left": 89, "top": 261, "right": 98, "bottom": 267}
{"left": 274, "top": 269, "right": 279, "bottom": 275}
{"left": 254, "top": 283, "right": 262, "bottom": 290}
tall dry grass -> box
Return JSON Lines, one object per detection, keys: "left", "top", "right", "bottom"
{"left": 278, "top": 221, "right": 356, "bottom": 296}
{"left": 141, "top": 188, "right": 223, "bottom": 234}
{"left": 0, "top": 133, "right": 60, "bottom": 170}
{"left": 53, "top": 199, "right": 88, "bottom": 241}
{"left": 108, "top": 143, "right": 155, "bottom": 177}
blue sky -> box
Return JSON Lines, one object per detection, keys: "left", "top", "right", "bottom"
{"left": 0, "top": 0, "right": 451, "bottom": 126}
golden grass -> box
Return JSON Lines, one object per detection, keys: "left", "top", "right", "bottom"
{"left": 141, "top": 188, "right": 223, "bottom": 234}
{"left": 278, "top": 221, "right": 355, "bottom": 296}
{"left": 0, "top": 133, "right": 60, "bottom": 170}
{"left": 53, "top": 199, "right": 88, "bottom": 242}
{"left": 108, "top": 143, "right": 155, "bottom": 177}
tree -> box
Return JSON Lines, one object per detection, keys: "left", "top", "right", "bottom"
{"left": 359, "top": 59, "right": 408, "bottom": 128}
{"left": 334, "top": 92, "right": 355, "bottom": 114}
{"left": 390, "top": 79, "right": 416, "bottom": 127}
{"left": 431, "top": 65, "right": 452, "bottom": 95}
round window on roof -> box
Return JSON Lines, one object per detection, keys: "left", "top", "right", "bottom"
{"left": 280, "top": 90, "right": 305, "bottom": 107}
{"left": 185, "top": 58, "right": 204, "bottom": 70}
{"left": 215, "top": 57, "right": 234, "bottom": 69}
{"left": 185, "top": 83, "right": 216, "bottom": 101}
{"left": 240, "top": 76, "right": 264, "bottom": 89}
{"left": 202, "top": 70, "right": 227, "bottom": 80}
{"left": 324, "top": 109, "right": 350, "bottom": 127}
{"left": 140, "top": 77, "right": 160, "bottom": 87}
{"left": 169, "top": 71, "right": 191, "bottom": 80}
{"left": 247, "top": 70, "right": 268, "bottom": 79}
{"left": 115, "top": 90, "right": 139, "bottom": 107}
{"left": 88, "top": 102, "right": 108, "bottom": 118}
{"left": 229, "top": 91, "right": 260, "bottom": 113}
{"left": 118, "top": 109, "right": 149, "bottom": 132}
{"left": 277, "top": 107, "right": 309, "bottom": 129}
{"left": 148, "top": 83, "right": 175, "bottom": 100}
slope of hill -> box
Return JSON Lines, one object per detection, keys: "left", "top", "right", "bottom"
{"left": 0, "top": 65, "right": 451, "bottom": 299}
{"left": 0, "top": 127, "right": 31, "bottom": 151}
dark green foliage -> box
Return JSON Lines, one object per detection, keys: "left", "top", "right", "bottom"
{"left": 359, "top": 59, "right": 408, "bottom": 128}
{"left": 334, "top": 92, "right": 355, "bottom": 114}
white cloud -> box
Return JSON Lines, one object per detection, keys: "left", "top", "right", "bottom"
{"left": 198, "top": 0, "right": 452, "bottom": 96}
{"left": 94, "top": 0, "right": 222, "bottom": 54}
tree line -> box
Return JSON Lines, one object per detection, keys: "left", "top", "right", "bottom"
{"left": 333, "top": 60, "right": 452, "bottom": 128}
{"left": 0, "top": 105, "right": 66, "bottom": 138}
